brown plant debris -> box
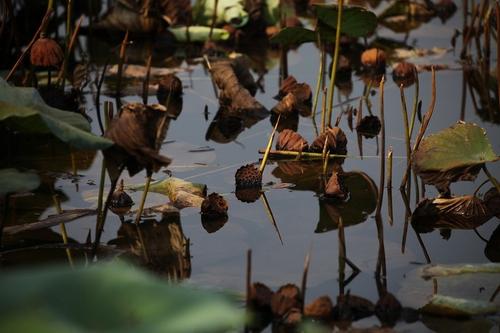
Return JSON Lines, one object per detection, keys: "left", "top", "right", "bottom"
{"left": 310, "top": 127, "right": 348, "bottom": 155}
{"left": 361, "top": 48, "right": 387, "bottom": 71}
{"left": 333, "top": 293, "right": 375, "bottom": 321}
{"left": 304, "top": 296, "right": 334, "bottom": 320}
{"left": 211, "top": 58, "right": 266, "bottom": 114}
{"left": 276, "top": 129, "right": 308, "bottom": 152}
{"left": 375, "top": 292, "right": 402, "bottom": 327}
{"left": 249, "top": 282, "right": 274, "bottom": 311}
{"left": 201, "top": 214, "right": 228, "bottom": 233}
{"left": 484, "top": 188, "right": 500, "bottom": 218}
{"left": 104, "top": 103, "right": 171, "bottom": 177}
{"left": 157, "top": 74, "right": 183, "bottom": 101}
{"left": 235, "top": 164, "right": 262, "bottom": 188}
{"left": 201, "top": 192, "right": 228, "bottom": 217}
{"left": 270, "top": 284, "right": 303, "bottom": 318}
{"left": 392, "top": 62, "right": 417, "bottom": 87}
{"left": 356, "top": 115, "right": 381, "bottom": 139}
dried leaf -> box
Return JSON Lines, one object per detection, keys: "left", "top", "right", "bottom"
{"left": 276, "top": 129, "right": 308, "bottom": 152}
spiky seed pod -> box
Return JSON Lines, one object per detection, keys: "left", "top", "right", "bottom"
{"left": 30, "top": 36, "right": 64, "bottom": 68}
{"left": 235, "top": 164, "right": 262, "bottom": 188}
{"left": 356, "top": 115, "right": 382, "bottom": 138}
{"left": 270, "top": 284, "right": 303, "bottom": 318}
{"left": 375, "top": 292, "right": 402, "bottom": 326}
{"left": 333, "top": 294, "right": 375, "bottom": 321}
{"left": 201, "top": 192, "right": 228, "bottom": 217}
{"left": 361, "top": 48, "right": 386, "bottom": 71}
{"left": 304, "top": 296, "right": 334, "bottom": 320}
{"left": 201, "top": 214, "right": 228, "bottom": 233}
{"left": 392, "top": 62, "right": 417, "bottom": 87}
{"left": 276, "top": 129, "right": 308, "bottom": 152}
{"left": 310, "top": 127, "right": 348, "bottom": 155}
{"left": 235, "top": 187, "right": 261, "bottom": 203}
{"left": 110, "top": 179, "right": 134, "bottom": 215}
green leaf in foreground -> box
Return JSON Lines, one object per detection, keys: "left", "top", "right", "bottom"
{"left": 0, "top": 78, "right": 113, "bottom": 150}
{"left": 0, "top": 168, "right": 40, "bottom": 196}
{"left": 412, "top": 122, "right": 498, "bottom": 189}
{"left": 313, "top": 4, "right": 377, "bottom": 38}
{"left": 0, "top": 262, "right": 244, "bottom": 333}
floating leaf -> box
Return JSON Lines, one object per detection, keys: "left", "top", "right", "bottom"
{"left": 0, "top": 168, "right": 40, "bottom": 196}
{"left": 0, "top": 79, "right": 113, "bottom": 150}
{"left": 411, "top": 195, "right": 494, "bottom": 233}
{"left": 412, "top": 122, "right": 499, "bottom": 190}
{"left": 0, "top": 262, "right": 244, "bottom": 333}
{"left": 313, "top": 4, "right": 377, "bottom": 38}
{"left": 421, "top": 263, "right": 500, "bottom": 279}
{"left": 421, "top": 295, "right": 499, "bottom": 318}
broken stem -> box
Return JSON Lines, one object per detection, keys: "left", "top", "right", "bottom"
{"left": 387, "top": 147, "right": 393, "bottom": 225}
{"left": 301, "top": 249, "right": 311, "bottom": 312}
{"left": 53, "top": 194, "right": 74, "bottom": 267}
{"left": 375, "top": 76, "right": 386, "bottom": 217}
{"left": 259, "top": 115, "right": 281, "bottom": 175}
{"left": 312, "top": 41, "right": 325, "bottom": 119}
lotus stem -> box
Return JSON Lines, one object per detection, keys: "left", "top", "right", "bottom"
{"left": 258, "top": 149, "right": 351, "bottom": 160}
{"left": 246, "top": 249, "right": 252, "bottom": 308}
{"left": 301, "top": 249, "right": 311, "bottom": 312}
{"left": 142, "top": 48, "right": 153, "bottom": 104}
{"left": 116, "top": 30, "right": 129, "bottom": 108}
{"left": 53, "top": 194, "right": 74, "bottom": 267}
{"left": 326, "top": 0, "right": 344, "bottom": 129}
{"left": 134, "top": 176, "right": 151, "bottom": 225}
{"left": 375, "top": 76, "right": 385, "bottom": 217}
{"left": 312, "top": 40, "right": 325, "bottom": 119}
{"left": 57, "top": 16, "right": 83, "bottom": 87}
{"left": 259, "top": 115, "right": 281, "bottom": 175}
{"left": 387, "top": 147, "right": 393, "bottom": 225}
{"left": 399, "top": 85, "right": 412, "bottom": 207}
{"left": 408, "top": 68, "right": 420, "bottom": 137}
{"left": 208, "top": 0, "right": 219, "bottom": 41}
{"left": 260, "top": 192, "right": 283, "bottom": 245}
{"left": 320, "top": 87, "right": 327, "bottom": 132}
{"left": 483, "top": 164, "right": 500, "bottom": 193}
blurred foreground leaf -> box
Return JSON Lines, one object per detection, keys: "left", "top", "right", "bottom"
{"left": 0, "top": 262, "right": 244, "bottom": 333}
{"left": 0, "top": 168, "right": 40, "bottom": 196}
{"left": 0, "top": 78, "right": 112, "bottom": 150}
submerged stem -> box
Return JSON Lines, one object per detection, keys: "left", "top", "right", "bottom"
{"left": 259, "top": 115, "right": 281, "bottom": 175}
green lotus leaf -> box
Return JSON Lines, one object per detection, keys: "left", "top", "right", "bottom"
{"left": 0, "top": 78, "right": 113, "bottom": 150}
{"left": 0, "top": 262, "right": 244, "bottom": 333}
{"left": 0, "top": 168, "right": 40, "bottom": 196}
{"left": 270, "top": 27, "right": 317, "bottom": 46}
{"left": 313, "top": 4, "right": 377, "bottom": 38}
{"left": 412, "top": 122, "right": 498, "bottom": 189}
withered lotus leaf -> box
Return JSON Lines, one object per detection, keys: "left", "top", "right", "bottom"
{"left": 411, "top": 195, "right": 494, "bottom": 233}
{"left": 333, "top": 294, "right": 375, "bottom": 321}
{"left": 375, "top": 292, "right": 402, "bottom": 326}
{"left": 270, "top": 284, "right": 303, "bottom": 318}
{"left": 412, "top": 122, "right": 498, "bottom": 191}
{"left": 356, "top": 115, "right": 381, "bottom": 139}
{"left": 211, "top": 59, "right": 266, "bottom": 114}
{"left": 310, "top": 127, "right": 348, "bottom": 156}
{"left": 304, "top": 296, "right": 334, "bottom": 320}
{"left": 272, "top": 75, "right": 312, "bottom": 115}
{"left": 276, "top": 129, "right": 308, "bottom": 152}
{"left": 104, "top": 103, "right": 172, "bottom": 177}
{"left": 324, "top": 171, "right": 349, "bottom": 200}
{"left": 484, "top": 188, "right": 500, "bottom": 218}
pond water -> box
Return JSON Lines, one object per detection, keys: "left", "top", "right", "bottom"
{"left": 1, "top": 1, "right": 499, "bottom": 332}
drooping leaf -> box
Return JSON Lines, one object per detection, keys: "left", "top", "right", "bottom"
{"left": 412, "top": 122, "right": 498, "bottom": 190}
{"left": 313, "top": 4, "right": 377, "bottom": 38}
{"left": 0, "top": 168, "right": 40, "bottom": 196}
{"left": 0, "top": 262, "right": 244, "bottom": 333}
{"left": 420, "top": 294, "right": 499, "bottom": 318}
{"left": 270, "top": 27, "right": 316, "bottom": 46}
{"left": 0, "top": 79, "right": 113, "bottom": 150}
{"left": 411, "top": 195, "right": 494, "bottom": 233}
